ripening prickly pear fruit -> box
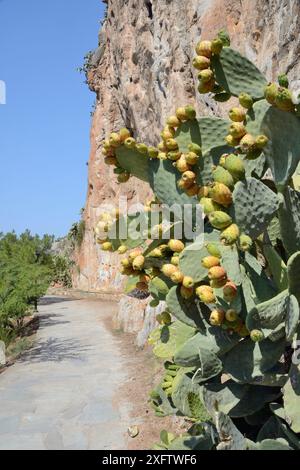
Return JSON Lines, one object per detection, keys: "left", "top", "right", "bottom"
{"left": 210, "top": 182, "right": 233, "bottom": 206}
{"left": 136, "top": 143, "right": 148, "bottom": 154}
{"left": 109, "top": 132, "right": 122, "bottom": 147}
{"left": 121, "top": 257, "right": 131, "bottom": 268}
{"left": 239, "top": 92, "right": 253, "bottom": 109}
{"left": 195, "top": 40, "right": 212, "bottom": 58}
{"left": 104, "top": 156, "right": 118, "bottom": 166}
{"left": 119, "top": 128, "right": 131, "bottom": 142}
{"left": 128, "top": 249, "right": 142, "bottom": 264}
{"left": 240, "top": 133, "right": 255, "bottom": 152}
{"left": 171, "top": 271, "right": 184, "bottom": 284}
{"left": 223, "top": 281, "right": 238, "bottom": 302}
{"left": 278, "top": 73, "right": 289, "bottom": 88}
{"left": 200, "top": 197, "right": 222, "bottom": 215}
{"left": 196, "top": 285, "right": 216, "bottom": 303}
{"left": 103, "top": 139, "right": 111, "bottom": 150}
{"left": 161, "top": 311, "right": 172, "bottom": 325}
{"left": 208, "top": 266, "right": 227, "bottom": 281}
{"left": 192, "top": 55, "right": 211, "bottom": 70}
{"left": 132, "top": 255, "right": 145, "bottom": 271}
{"left": 182, "top": 170, "right": 196, "bottom": 184}
{"left": 264, "top": 82, "right": 278, "bottom": 105}
{"left": 225, "top": 134, "right": 240, "bottom": 147}
{"left": 166, "top": 138, "right": 179, "bottom": 151}
{"left": 117, "top": 172, "right": 130, "bottom": 183}
{"left": 198, "top": 186, "right": 210, "bottom": 198}
{"left": 177, "top": 178, "right": 188, "bottom": 191}
{"left": 211, "top": 38, "right": 223, "bottom": 55}
{"left": 185, "top": 184, "right": 199, "bottom": 197}
{"left": 223, "top": 154, "right": 245, "bottom": 181}
{"left": 185, "top": 152, "right": 199, "bottom": 165}
{"left": 171, "top": 255, "right": 180, "bottom": 266}
{"left": 229, "top": 107, "right": 246, "bottom": 122}
{"left": 250, "top": 329, "right": 265, "bottom": 342}
{"left": 158, "top": 152, "right": 167, "bottom": 160}
{"left": 124, "top": 137, "right": 136, "bottom": 149}
{"left": 136, "top": 281, "right": 149, "bottom": 292}
{"left": 213, "top": 166, "right": 234, "bottom": 189}
{"left": 188, "top": 143, "right": 202, "bottom": 156}
{"left": 166, "top": 118, "right": 180, "bottom": 131}
{"left": 229, "top": 122, "right": 247, "bottom": 139}
{"left": 185, "top": 105, "right": 197, "bottom": 120}
{"left": 161, "top": 264, "right": 179, "bottom": 278}
{"left": 201, "top": 256, "right": 220, "bottom": 269}
{"left": 158, "top": 141, "right": 167, "bottom": 152}
{"left": 255, "top": 135, "right": 269, "bottom": 149}
{"left": 176, "top": 155, "right": 191, "bottom": 173}
{"left": 220, "top": 223, "right": 240, "bottom": 245}
{"left": 168, "top": 239, "right": 185, "bottom": 253}
{"left": 148, "top": 147, "right": 159, "bottom": 159}
{"left": 209, "top": 211, "right": 233, "bottom": 230}
{"left": 182, "top": 276, "right": 194, "bottom": 288}
{"left": 198, "top": 78, "right": 215, "bottom": 94}
{"left": 206, "top": 243, "right": 221, "bottom": 258}
{"left": 210, "top": 278, "right": 227, "bottom": 288}
{"left": 225, "top": 309, "right": 238, "bottom": 322}
{"left": 239, "top": 233, "right": 253, "bottom": 252}
{"left": 180, "top": 285, "right": 194, "bottom": 299}
{"left": 168, "top": 151, "right": 181, "bottom": 161}
{"left": 118, "top": 245, "right": 128, "bottom": 255}
{"left": 102, "top": 241, "right": 113, "bottom": 251}
{"left": 161, "top": 127, "right": 175, "bottom": 141}
{"left": 275, "top": 87, "right": 294, "bottom": 111}
{"left": 176, "top": 107, "right": 189, "bottom": 122}
{"left": 209, "top": 309, "right": 225, "bottom": 326}
{"left": 198, "top": 69, "right": 214, "bottom": 83}
{"left": 149, "top": 248, "right": 163, "bottom": 258}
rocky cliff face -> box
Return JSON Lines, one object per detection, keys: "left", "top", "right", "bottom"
{"left": 73, "top": 0, "right": 300, "bottom": 296}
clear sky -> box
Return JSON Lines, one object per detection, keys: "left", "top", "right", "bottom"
{"left": 0, "top": 0, "right": 105, "bottom": 238}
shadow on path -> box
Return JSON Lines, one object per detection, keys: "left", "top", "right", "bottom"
{"left": 18, "top": 337, "right": 92, "bottom": 363}
{"left": 38, "top": 313, "right": 71, "bottom": 328}
{"left": 38, "top": 297, "right": 78, "bottom": 306}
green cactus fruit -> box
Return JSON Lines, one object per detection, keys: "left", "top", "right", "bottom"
{"left": 198, "top": 69, "right": 214, "bottom": 83}
{"left": 161, "top": 127, "right": 175, "bottom": 141}
{"left": 223, "top": 154, "right": 245, "bottom": 181}
{"left": 239, "top": 233, "right": 253, "bottom": 252}
{"left": 185, "top": 105, "right": 197, "bottom": 120}
{"left": 182, "top": 276, "right": 195, "bottom": 288}
{"left": 132, "top": 255, "right": 145, "bottom": 271}
{"left": 103, "top": 139, "right": 111, "bottom": 150}
{"left": 102, "top": 242, "right": 113, "bottom": 251}
{"left": 219, "top": 153, "right": 228, "bottom": 167}
{"left": 240, "top": 133, "right": 256, "bottom": 152}
{"left": 185, "top": 152, "right": 199, "bottom": 165}
{"left": 278, "top": 73, "right": 289, "bottom": 88}
{"left": 109, "top": 132, "right": 122, "bottom": 147}
{"left": 192, "top": 55, "right": 211, "bottom": 70}
{"left": 200, "top": 197, "right": 222, "bottom": 215}
{"left": 208, "top": 211, "right": 233, "bottom": 230}
{"left": 136, "top": 143, "right": 148, "bottom": 154}
{"left": 166, "top": 138, "right": 179, "bottom": 151}
{"left": 168, "top": 239, "right": 185, "bottom": 253}
{"left": 195, "top": 40, "right": 212, "bottom": 58}
{"left": 196, "top": 285, "right": 216, "bottom": 303}
{"left": 121, "top": 257, "right": 131, "bottom": 268}
{"left": 124, "top": 137, "right": 136, "bottom": 149}
{"left": 119, "top": 128, "right": 131, "bottom": 142}
{"left": 225, "top": 134, "right": 241, "bottom": 147}
{"left": 213, "top": 92, "right": 231, "bottom": 102}
{"left": 223, "top": 281, "right": 238, "bottom": 302}
{"left": 275, "top": 87, "right": 294, "bottom": 112}
{"left": 176, "top": 107, "right": 189, "bottom": 122}
{"left": 264, "top": 82, "right": 278, "bottom": 105}
{"left": 168, "top": 151, "right": 181, "bottom": 161}
{"left": 161, "top": 264, "right": 179, "bottom": 278}
{"left": 210, "top": 183, "right": 233, "bottom": 206}
{"left": 149, "top": 248, "right": 163, "bottom": 258}
{"left": 176, "top": 155, "right": 191, "bottom": 173}
{"left": 148, "top": 147, "right": 159, "bottom": 159}
{"left": 229, "top": 122, "right": 247, "bottom": 139}
{"left": 206, "top": 242, "right": 221, "bottom": 258}
{"left": 180, "top": 285, "right": 194, "bottom": 299}
{"left": 158, "top": 152, "right": 167, "bottom": 160}
{"left": 255, "top": 135, "right": 269, "bottom": 149}
{"left": 218, "top": 29, "right": 231, "bottom": 46}
{"left": 156, "top": 313, "right": 163, "bottom": 325}
{"left": 161, "top": 311, "right": 172, "bottom": 325}
{"left": 171, "top": 255, "right": 180, "bottom": 266}
{"left": 229, "top": 107, "right": 246, "bottom": 122}
{"left": 210, "top": 278, "right": 228, "bottom": 288}
{"left": 188, "top": 143, "right": 202, "bottom": 156}
{"left": 171, "top": 271, "right": 184, "bottom": 284}
{"left": 201, "top": 256, "right": 220, "bottom": 269}
{"left": 239, "top": 92, "right": 253, "bottom": 109}
{"left": 198, "top": 78, "right": 215, "bottom": 94}
{"left": 104, "top": 156, "right": 118, "bottom": 166}
{"left": 167, "top": 115, "right": 181, "bottom": 127}
{"left": 220, "top": 223, "right": 240, "bottom": 245}
{"left": 211, "top": 38, "right": 223, "bottom": 55}
{"left": 117, "top": 172, "right": 130, "bottom": 183}
{"left": 213, "top": 166, "right": 235, "bottom": 188}
{"left": 225, "top": 309, "right": 238, "bottom": 322}
{"left": 208, "top": 265, "right": 227, "bottom": 281}
{"left": 209, "top": 309, "right": 225, "bottom": 326}
{"left": 117, "top": 245, "right": 128, "bottom": 254}
{"left": 250, "top": 329, "right": 265, "bottom": 342}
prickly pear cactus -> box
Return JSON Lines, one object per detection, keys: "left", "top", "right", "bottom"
{"left": 94, "top": 31, "right": 300, "bottom": 450}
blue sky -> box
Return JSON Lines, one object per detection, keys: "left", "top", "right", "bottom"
{"left": 0, "top": 0, "right": 105, "bottom": 237}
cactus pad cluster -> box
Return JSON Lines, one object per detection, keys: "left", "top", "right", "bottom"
{"left": 95, "top": 31, "right": 300, "bottom": 450}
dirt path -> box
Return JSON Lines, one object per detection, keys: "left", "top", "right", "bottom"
{"left": 0, "top": 297, "right": 134, "bottom": 450}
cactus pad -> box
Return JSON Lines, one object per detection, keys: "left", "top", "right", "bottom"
{"left": 148, "top": 321, "right": 195, "bottom": 359}
{"left": 283, "top": 365, "right": 300, "bottom": 433}
{"left": 166, "top": 285, "right": 206, "bottom": 330}
{"left": 115, "top": 145, "right": 149, "bottom": 182}
{"left": 278, "top": 188, "right": 300, "bottom": 256}
{"left": 175, "top": 118, "right": 231, "bottom": 154}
